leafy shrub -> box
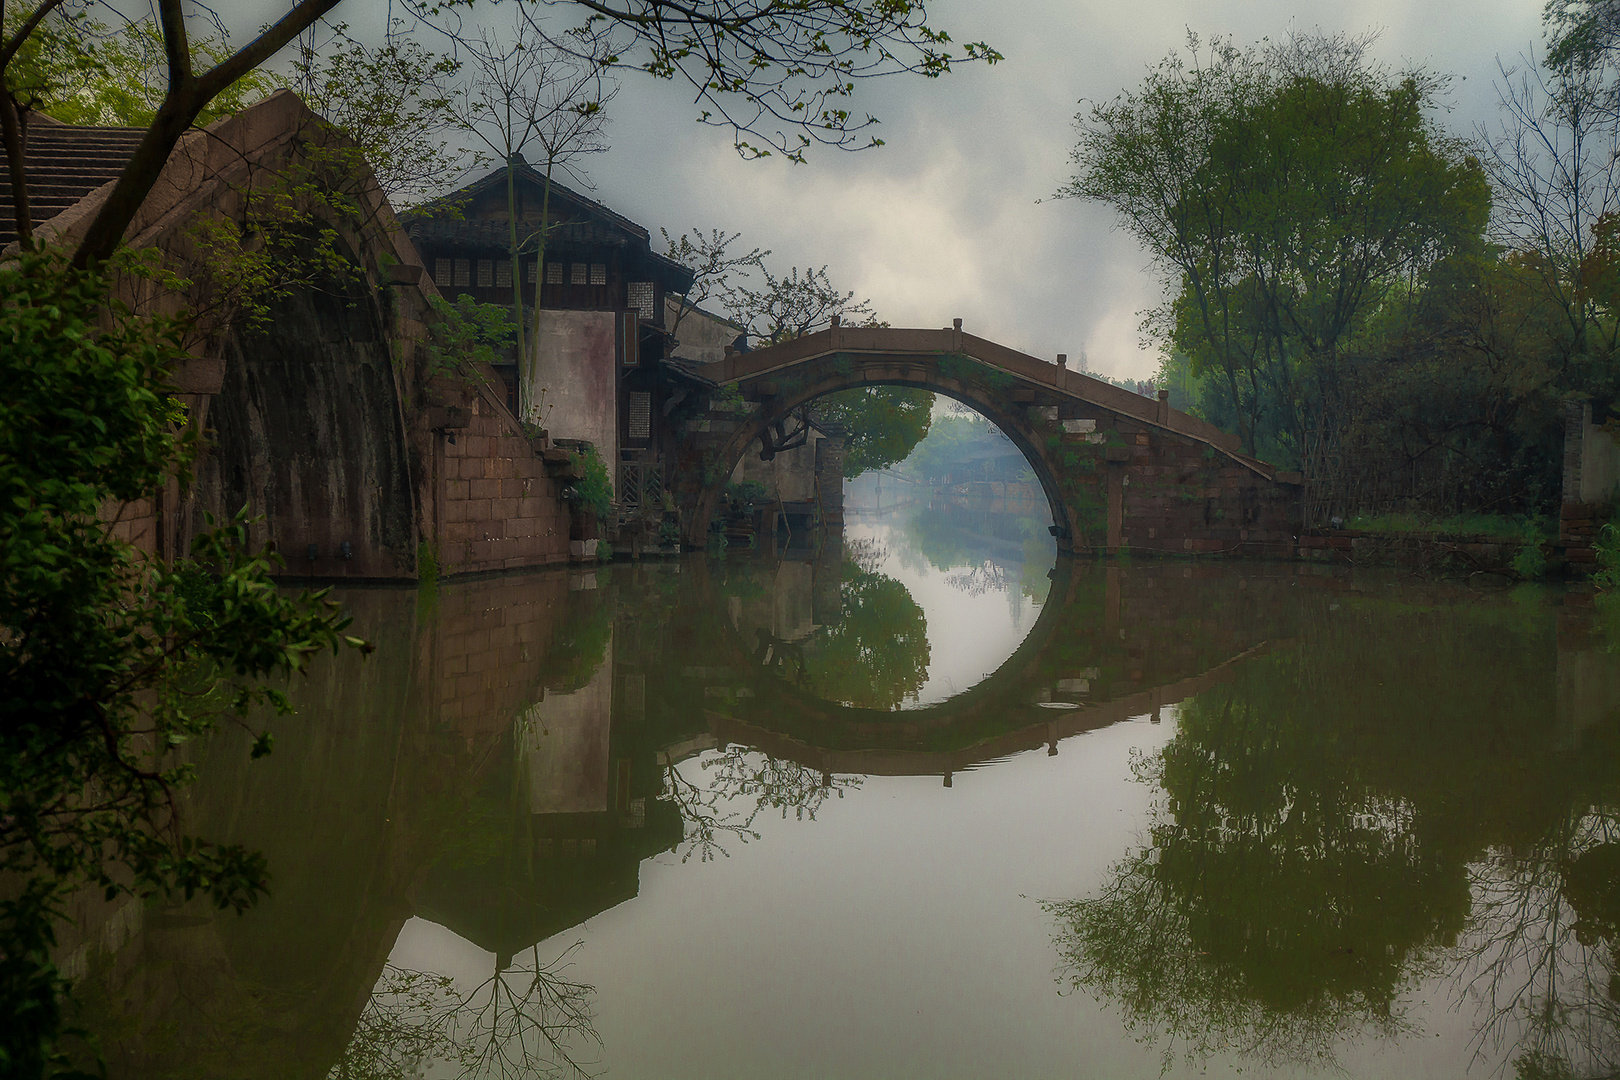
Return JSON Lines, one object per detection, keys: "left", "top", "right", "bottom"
{"left": 422, "top": 294, "right": 514, "bottom": 382}
{"left": 1511, "top": 541, "right": 1548, "bottom": 580}
{"left": 1595, "top": 523, "right": 1620, "bottom": 591}
{"left": 566, "top": 445, "right": 615, "bottom": 521}
{"left": 1, "top": 249, "right": 362, "bottom": 1068}
{"left": 726, "top": 480, "right": 770, "bottom": 506}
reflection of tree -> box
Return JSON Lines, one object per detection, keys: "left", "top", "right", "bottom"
{"left": 843, "top": 535, "right": 887, "bottom": 574}
{"left": 1043, "top": 695, "right": 1446, "bottom": 1070}
{"left": 944, "top": 560, "right": 1012, "bottom": 597}
{"left": 1042, "top": 593, "right": 1620, "bottom": 1075}
{"left": 801, "top": 563, "right": 929, "bottom": 709}
{"left": 455, "top": 943, "right": 600, "bottom": 1079}
{"left": 329, "top": 944, "right": 600, "bottom": 1079}
{"left": 1457, "top": 806, "right": 1620, "bottom": 1078}
{"left": 545, "top": 585, "right": 615, "bottom": 693}
{"left": 661, "top": 747, "right": 860, "bottom": 862}
{"left": 895, "top": 505, "right": 1053, "bottom": 605}
{"left": 1466, "top": 833, "right": 1620, "bottom": 1080}
{"left": 328, "top": 966, "right": 464, "bottom": 1079}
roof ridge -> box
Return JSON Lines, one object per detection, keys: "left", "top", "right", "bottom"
{"left": 411, "top": 162, "right": 650, "bottom": 243}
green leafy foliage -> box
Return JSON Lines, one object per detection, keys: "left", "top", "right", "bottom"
{"left": 0, "top": 251, "right": 362, "bottom": 1072}
{"left": 801, "top": 563, "right": 929, "bottom": 709}
{"left": 1066, "top": 31, "right": 1488, "bottom": 470}
{"left": 423, "top": 294, "right": 516, "bottom": 383}
{"left": 3, "top": 10, "right": 281, "bottom": 127}
{"left": 291, "top": 23, "right": 467, "bottom": 204}
{"left": 727, "top": 264, "right": 878, "bottom": 345}
{"left": 814, "top": 386, "right": 934, "bottom": 478}
{"left": 725, "top": 480, "right": 771, "bottom": 506}
{"left": 566, "top": 444, "right": 615, "bottom": 521}
{"left": 1595, "top": 523, "right": 1620, "bottom": 591}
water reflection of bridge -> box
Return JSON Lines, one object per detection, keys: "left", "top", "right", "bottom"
{"left": 705, "top": 642, "right": 1269, "bottom": 783}
{"left": 58, "top": 558, "right": 1620, "bottom": 1079}
{"left": 691, "top": 554, "right": 1288, "bottom": 780}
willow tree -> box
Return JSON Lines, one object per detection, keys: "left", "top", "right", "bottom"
{"left": 1062, "top": 32, "right": 1488, "bottom": 470}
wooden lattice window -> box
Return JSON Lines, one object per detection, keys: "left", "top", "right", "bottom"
{"left": 628, "top": 281, "right": 655, "bottom": 321}
{"left": 546, "top": 263, "right": 563, "bottom": 284}
{"left": 590, "top": 263, "right": 607, "bottom": 285}
{"left": 476, "top": 260, "right": 494, "bottom": 287}
{"left": 628, "top": 392, "right": 651, "bottom": 439}
{"left": 570, "top": 263, "right": 588, "bottom": 285}
{"left": 433, "top": 258, "right": 452, "bottom": 286}
{"left": 453, "top": 259, "right": 470, "bottom": 287}
{"left": 495, "top": 260, "right": 512, "bottom": 287}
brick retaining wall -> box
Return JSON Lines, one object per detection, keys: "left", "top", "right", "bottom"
{"left": 432, "top": 391, "right": 575, "bottom": 577}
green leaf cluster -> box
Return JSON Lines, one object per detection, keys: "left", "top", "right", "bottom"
{"left": 422, "top": 294, "right": 517, "bottom": 385}
{"left": 814, "top": 385, "right": 933, "bottom": 478}
{"left": 1066, "top": 32, "right": 1488, "bottom": 469}
{"left": 565, "top": 444, "right": 616, "bottom": 522}
{"left": 0, "top": 251, "right": 361, "bottom": 1073}
{"left": 800, "top": 564, "right": 929, "bottom": 710}
{"left": 3, "top": 9, "right": 280, "bottom": 127}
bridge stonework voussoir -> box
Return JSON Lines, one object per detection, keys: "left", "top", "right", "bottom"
{"left": 671, "top": 328, "right": 1303, "bottom": 555}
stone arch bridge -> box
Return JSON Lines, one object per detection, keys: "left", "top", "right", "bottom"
{"left": 669, "top": 324, "right": 1303, "bottom": 555}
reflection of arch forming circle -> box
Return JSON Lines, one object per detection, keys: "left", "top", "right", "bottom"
{"left": 694, "top": 557, "right": 1278, "bottom": 776}
{"left": 696, "top": 553, "right": 1077, "bottom": 730}
{"left": 688, "top": 360, "right": 1073, "bottom": 550}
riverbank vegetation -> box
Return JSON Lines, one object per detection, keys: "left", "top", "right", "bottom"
{"left": 0, "top": 251, "right": 365, "bottom": 1073}
{"left": 1067, "top": 17, "right": 1620, "bottom": 524}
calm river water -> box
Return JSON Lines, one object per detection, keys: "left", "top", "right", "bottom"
{"left": 60, "top": 505, "right": 1620, "bottom": 1080}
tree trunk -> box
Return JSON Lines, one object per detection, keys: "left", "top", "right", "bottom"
{"left": 526, "top": 163, "right": 556, "bottom": 425}
{"left": 1, "top": 90, "right": 32, "bottom": 245}
{"left": 505, "top": 159, "right": 528, "bottom": 416}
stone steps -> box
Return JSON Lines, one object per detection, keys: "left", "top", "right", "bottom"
{"left": 0, "top": 124, "right": 145, "bottom": 248}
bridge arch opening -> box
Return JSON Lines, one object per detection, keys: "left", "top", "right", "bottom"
{"left": 709, "top": 383, "right": 1065, "bottom": 713}
{"left": 688, "top": 375, "right": 1072, "bottom": 551}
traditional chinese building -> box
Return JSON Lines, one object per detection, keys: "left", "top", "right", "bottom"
{"left": 405, "top": 163, "right": 697, "bottom": 531}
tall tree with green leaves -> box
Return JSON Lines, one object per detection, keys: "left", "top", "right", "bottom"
{"left": 1063, "top": 31, "right": 1488, "bottom": 469}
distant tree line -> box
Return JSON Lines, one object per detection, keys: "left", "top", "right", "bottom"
{"left": 1066, "top": 18, "right": 1620, "bottom": 521}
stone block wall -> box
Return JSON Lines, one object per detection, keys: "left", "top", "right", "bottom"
{"left": 431, "top": 572, "right": 571, "bottom": 744}
{"left": 433, "top": 392, "right": 575, "bottom": 576}
{"left": 1043, "top": 401, "right": 1302, "bottom": 557}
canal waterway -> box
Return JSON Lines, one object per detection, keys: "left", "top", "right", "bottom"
{"left": 58, "top": 505, "right": 1620, "bottom": 1080}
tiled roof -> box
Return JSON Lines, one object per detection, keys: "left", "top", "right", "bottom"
{"left": 0, "top": 121, "right": 145, "bottom": 249}
{"left": 406, "top": 216, "right": 632, "bottom": 251}
{"left": 406, "top": 160, "right": 694, "bottom": 290}
{"left": 414, "top": 162, "right": 651, "bottom": 242}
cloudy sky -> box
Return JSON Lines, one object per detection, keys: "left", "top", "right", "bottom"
{"left": 580, "top": 0, "right": 1548, "bottom": 380}
{"left": 248, "top": 0, "right": 1548, "bottom": 380}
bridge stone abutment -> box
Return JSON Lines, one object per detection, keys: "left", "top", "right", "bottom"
{"left": 669, "top": 326, "right": 1304, "bottom": 555}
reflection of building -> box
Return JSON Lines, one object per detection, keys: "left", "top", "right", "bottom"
{"left": 415, "top": 626, "right": 685, "bottom": 969}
